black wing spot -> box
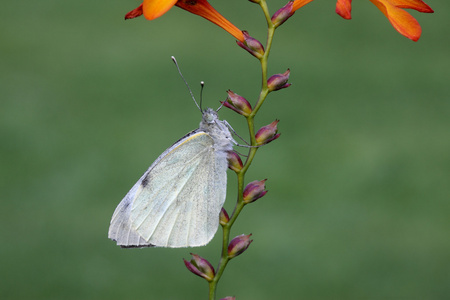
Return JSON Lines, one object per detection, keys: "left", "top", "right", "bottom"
{"left": 142, "top": 176, "right": 149, "bottom": 187}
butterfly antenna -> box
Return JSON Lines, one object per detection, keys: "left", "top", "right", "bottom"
{"left": 171, "top": 56, "right": 201, "bottom": 112}
{"left": 199, "top": 81, "right": 205, "bottom": 111}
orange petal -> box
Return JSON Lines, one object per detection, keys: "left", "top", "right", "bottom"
{"left": 335, "top": 0, "right": 352, "bottom": 19}
{"left": 292, "top": 0, "right": 315, "bottom": 12}
{"left": 388, "top": 0, "right": 434, "bottom": 13}
{"left": 176, "top": 0, "right": 244, "bottom": 41}
{"left": 370, "top": 0, "right": 422, "bottom": 41}
{"left": 143, "top": 0, "right": 178, "bottom": 20}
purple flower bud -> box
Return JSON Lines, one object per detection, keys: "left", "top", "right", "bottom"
{"left": 255, "top": 120, "right": 280, "bottom": 145}
{"left": 223, "top": 90, "right": 252, "bottom": 116}
{"left": 271, "top": 2, "right": 295, "bottom": 27}
{"left": 237, "top": 31, "right": 265, "bottom": 59}
{"left": 228, "top": 234, "right": 253, "bottom": 258}
{"left": 227, "top": 151, "right": 243, "bottom": 172}
{"left": 243, "top": 179, "right": 267, "bottom": 204}
{"left": 220, "top": 297, "right": 236, "bottom": 300}
{"left": 219, "top": 207, "right": 230, "bottom": 226}
{"left": 183, "top": 254, "right": 215, "bottom": 281}
{"left": 267, "top": 69, "right": 291, "bottom": 91}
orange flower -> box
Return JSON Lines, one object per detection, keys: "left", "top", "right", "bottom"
{"left": 292, "top": 0, "right": 315, "bottom": 12}
{"left": 335, "top": 0, "right": 434, "bottom": 41}
{"left": 125, "top": 0, "right": 244, "bottom": 42}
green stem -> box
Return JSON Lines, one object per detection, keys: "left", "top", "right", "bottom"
{"left": 253, "top": 2, "right": 275, "bottom": 116}
{"left": 208, "top": 1, "right": 276, "bottom": 299}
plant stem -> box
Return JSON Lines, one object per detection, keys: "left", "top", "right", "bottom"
{"left": 208, "top": 1, "right": 276, "bottom": 298}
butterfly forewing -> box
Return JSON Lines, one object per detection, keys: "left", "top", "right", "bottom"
{"left": 109, "top": 108, "right": 233, "bottom": 248}
{"left": 131, "top": 132, "right": 219, "bottom": 247}
{"left": 108, "top": 178, "right": 153, "bottom": 247}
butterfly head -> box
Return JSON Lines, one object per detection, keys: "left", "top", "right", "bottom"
{"left": 202, "top": 108, "right": 219, "bottom": 124}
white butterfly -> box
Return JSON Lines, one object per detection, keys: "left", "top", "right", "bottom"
{"left": 108, "top": 107, "right": 234, "bottom": 248}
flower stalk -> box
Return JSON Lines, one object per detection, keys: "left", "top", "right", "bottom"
{"left": 207, "top": 1, "right": 282, "bottom": 298}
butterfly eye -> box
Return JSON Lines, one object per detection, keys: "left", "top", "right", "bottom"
{"left": 203, "top": 109, "right": 217, "bottom": 124}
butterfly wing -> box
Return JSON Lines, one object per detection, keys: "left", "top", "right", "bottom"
{"left": 108, "top": 131, "right": 228, "bottom": 248}
{"left": 108, "top": 177, "right": 151, "bottom": 247}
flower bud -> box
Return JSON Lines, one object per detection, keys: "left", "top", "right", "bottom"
{"left": 267, "top": 69, "right": 291, "bottom": 91}
{"left": 237, "top": 31, "right": 265, "bottom": 59}
{"left": 223, "top": 90, "right": 252, "bottom": 116}
{"left": 183, "top": 254, "right": 215, "bottom": 282}
{"left": 227, "top": 151, "right": 243, "bottom": 172}
{"left": 271, "top": 2, "right": 295, "bottom": 27}
{"left": 219, "top": 207, "right": 230, "bottom": 226}
{"left": 221, "top": 297, "right": 236, "bottom": 300}
{"left": 243, "top": 179, "right": 267, "bottom": 204}
{"left": 125, "top": 4, "right": 143, "bottom": 20}
{"left": 228, "top": 234, "right": 253, "bottom": 258}
{"left": 255, "top": 120, "right": 280, "bottom": 145}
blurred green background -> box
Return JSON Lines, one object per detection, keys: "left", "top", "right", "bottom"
{"left": 1, "top": 0, "right": 449, "bottom": 299}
